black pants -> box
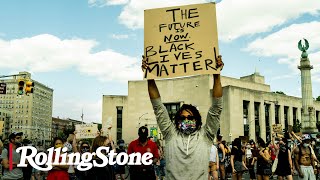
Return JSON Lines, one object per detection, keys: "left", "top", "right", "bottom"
{"left": 130, "top": 168, "right": 156, "bottom": 180}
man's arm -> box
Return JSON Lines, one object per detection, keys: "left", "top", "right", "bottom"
{"left": 148, "top": 80, "right": 175, "bottom": 140}
{"left": 148, "top": 80, "right": 160, "bottom": 99}
{"left": 204, "top": 74, "right": 223, "bottom": 141}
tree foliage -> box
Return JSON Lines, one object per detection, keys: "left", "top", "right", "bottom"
{"left": 316, "top": 96, "right": 320, "bottom": 101}
{"left": 274, "top": 91, "right": 286, "bottom": 95}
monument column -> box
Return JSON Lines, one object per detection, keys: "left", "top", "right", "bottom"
{"left": 297, "top": 39, "right": 317, "bottom": 133}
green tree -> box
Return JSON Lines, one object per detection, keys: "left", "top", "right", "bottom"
{"left": 274, "top": 91, "right": 286, "bottom": 95}
{"left": 293, "top": 119, "right": 302, "bottom": 133}
{"left": 316, "top": 96, "right": 320, "bottom": 101}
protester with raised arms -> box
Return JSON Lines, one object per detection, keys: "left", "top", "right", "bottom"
{"left": 141, "top": 51, "right": 223, "bottom": 180}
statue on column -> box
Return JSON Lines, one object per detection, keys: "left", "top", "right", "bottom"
{"left": 298, "top": 38, "right": 309, "bottom": 58}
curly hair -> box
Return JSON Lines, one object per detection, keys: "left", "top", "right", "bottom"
{"left": 174, "top": 104, "right": 202, "bottom": 130}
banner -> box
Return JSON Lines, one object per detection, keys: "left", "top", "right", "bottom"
{"left": 144, "top": 3, "right": 220, "bottom": 79}
{"left": 75, "top": 124, "right": 98, "bottom": 139}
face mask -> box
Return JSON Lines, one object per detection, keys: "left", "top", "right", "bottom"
{"left": 81, "top": 147, "right": 90, "bottom": 153}
{"left": 303, "top": 143, "right": 309, "bottom": 148}
{"left": 274, "top": 141, "right": 279, "bottom": 144}
{"left": 246, "top": 145, "right": 251, "bottom": 148}
{"left": 178, "top": 119, "right": 197, "bottom": 135}
{"left": 317, "top": 139, "right": 320, "bottom": 142}
{"left": 139, "top": 136, "right": 148, "bottom": 143}
{"left": 55, "top": 144, "right": 63, "bottom": 149}
{"left": 312, "top": 142, "right": 316, "bottom": 145}
{"left": 280, "top": 144, "right": 286, "bottom": 152}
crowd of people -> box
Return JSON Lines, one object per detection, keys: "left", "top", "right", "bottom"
{"left": 0, "top": 126, "right": 166, "bottom": 180}
{"left": 208, "top": 131, "right": 320, "bottom": 180}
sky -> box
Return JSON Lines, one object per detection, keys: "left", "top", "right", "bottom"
{"left": 0, "top": 0, "right": 319, "bottom": 123}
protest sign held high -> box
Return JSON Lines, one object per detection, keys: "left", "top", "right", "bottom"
{"left": 144, "top": 3, "right": 220, "bottom": 79}
{"left": 75, "top": 124, "right": 98, "bottom": 139}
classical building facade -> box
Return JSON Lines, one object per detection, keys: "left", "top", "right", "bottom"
{"left": 102, "top": 73, "right": 320, "bottom": 143}
{"left": 0, "top": 72, "right": 53, "bottom": 142}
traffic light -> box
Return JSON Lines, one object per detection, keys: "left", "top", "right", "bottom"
{"left": 17, "top": 79, "right": 25, "bottom": 95}
{"left": 25, "top": 81, "right": 34, "bottom": 94}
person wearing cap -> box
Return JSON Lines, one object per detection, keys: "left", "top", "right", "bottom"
{"left": 142, "top": 53, "right": 223, "bottom": 180}
{"left": 294, "top": 134, "right": 316, "bottom": 180}
{"left": 1, "top": 132, "right": 24, "bottom": 180}
{"left": 127, "top": 126, "right": 159, "bottom": 180}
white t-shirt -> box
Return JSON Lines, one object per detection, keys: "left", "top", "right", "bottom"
{"left": 246, "top": 148, "right": 252, "bottom": 159}
{"left": 209, "top": 145, "right": 218, "bottom": 162}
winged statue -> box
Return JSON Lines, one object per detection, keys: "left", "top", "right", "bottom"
{"left": 298, "top": 39, "right": 309, "bottom": 58}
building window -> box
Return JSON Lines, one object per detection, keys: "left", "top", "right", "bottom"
{"left": 316, "top": 110, "right": 319, "bottom": 123}
{"left": 116, "top": 106, "right": 123, "bottom": 140}
{"left": 275, "top": 105, "right": 280, "bottom": 124}
{"left": 293, "top": 107, "right": 297, "bottom": 126}
{"left": 164, "top": 103, "right": 180, "bottom": 121}
{"left": 255, "top": 102, "right": 260, "bottom": 138}
{"left": 243, "top": 101, "right": 249, "bottom": 137}
{"left": 265, "top": 103, "right": 271, "bottom": 142}
{"left": 284, "top": 106, "right": 289, "bottom": 128}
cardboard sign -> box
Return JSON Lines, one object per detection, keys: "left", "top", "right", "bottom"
{"left": 144, "top": 3, "right": 220, "bottom": 79}
{"left": 75, "top": 124, "right": 98, "bottom": 139}
{"left": 272, "top": 124, "right": 282, "bottom": 134}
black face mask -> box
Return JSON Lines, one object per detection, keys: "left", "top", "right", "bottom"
{"left": 81, "top": 147, "right": 90, "bottom": 153}
{"left": 139, "top": 136, "right": 148, "bottom": 143}
{"left": 280, "top": 144, "right": 286, "bottom": 152}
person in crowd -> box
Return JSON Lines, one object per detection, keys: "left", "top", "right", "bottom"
{"left": 231, "top": 138, "right": 248, "bottom": 180}
{"left": 1, "top": 132, "right": 24, "bottom": 180}
{"left": 47, "top": 137, "right": 70, "bottom": 180}
{"left": 128, "top": 126, "right": 159, "bottom": 180}
{"left": 142, "top": 51, "right": 224, "bottom": 180}
{"left": 247, "top": 140, "right": 257, "bottom": 180}
{"left": 90, "top": 129, "right": 116, "bottom": 180}
{"left": 294, "top": 134, "right": 316, "bottom": 180}
{"left": 256, "top": 137, "right": 272, "bottom": 180}
{"left": 217, "top": 135, "right": 226, "bottom": 180}
{"left": 209, "top": 143, "right": 219, "bottom": 180}
{"left": 64, "top": 133, "right": 76, "bottom": 180}
{"left": 114, "top": 139, "right": 127, "bottom": 180}
{"left": 274, "top": 138, "right": 293, "bottom": 180}
{"left": 222, "top": 140, "right": 232, "bottom": 178}
{"left": 72, "top": 131, "right": 91, "bottom": 180}
{"left": 21, "top": 139, "right": 34, "bottom": 180}
{"left": 155, "top": 143, "right": 166, "bottom": 180}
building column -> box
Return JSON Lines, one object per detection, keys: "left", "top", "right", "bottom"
{"left": 280, "top": 105, "right": 285, "bottom": 127}
{"left": 270, "top": 103, "right": 275, "bottom": 134}
{"left": 288, "top": 106, "right": 293, "bottom": 125}
{"left": 297, "top": 107, "right": 302, "bottom": 124}
{"left": 248, "top": 101, "right": 255, "bottom": 140}
{"left": 260, "top": 102, "right": 266, "bottom": 141}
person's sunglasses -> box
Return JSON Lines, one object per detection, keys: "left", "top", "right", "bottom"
{"left": 15, "top": 136, "right": 21, "bottom": 140}
{"left": 178, "top": 116, "right": 195, "bottom": 120}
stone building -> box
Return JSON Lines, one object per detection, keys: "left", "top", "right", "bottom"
{"left": 51, "top": 117, "right": 83, "bottom": 140}
{"left": 102, "top": 73, "right": 320, "bottom": 143}
{"left": 0, "top": 72, "right": 53, "bottom": 143}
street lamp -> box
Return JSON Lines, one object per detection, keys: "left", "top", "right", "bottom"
{"left": 138, "top": 113, "right": 148, "bottom": 128}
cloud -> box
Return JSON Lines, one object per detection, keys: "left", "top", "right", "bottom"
{"left": 0, "top": 34, "right": 141, "bottom": 81}
{"left": 54, "top": 99, "right": 102, "bottom": 123}
{"left": 245, "top": 21, "right": 320, "bottom": 81}
{"left": 117, "top": 0, "right": 320, "bottom": 41}
{"left": 111, "top": 34, "right": 129, "bottom": 39}
{"left": 89, "top": 0, "right": 128, "bottom": 7}
{"left": 118, "top": 0, "right": 207, "bottom": 30}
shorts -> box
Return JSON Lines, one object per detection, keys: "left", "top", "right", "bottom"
{"left": 208, "top": 161, "right": 218, "bottom": 173}
{"left": 299, "top": 165, "right": 316, "bottom": 180}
